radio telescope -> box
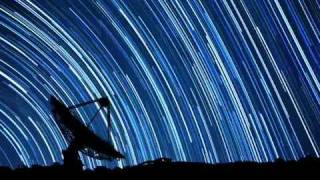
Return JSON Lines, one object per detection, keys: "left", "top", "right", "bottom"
{"left": 50, "top": 96, "right": 124, "bottom": 169}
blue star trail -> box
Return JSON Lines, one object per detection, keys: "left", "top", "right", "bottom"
{"left": 0, "top": 0, "right": 320, "bottom": 169}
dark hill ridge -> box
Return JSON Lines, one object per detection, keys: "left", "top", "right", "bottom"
{"left": 1, "top": 157, "right": 319, "bottom": 178}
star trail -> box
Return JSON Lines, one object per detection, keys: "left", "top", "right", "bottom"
{"left": 0, "top": 0, "right": 320, "bottom": 169}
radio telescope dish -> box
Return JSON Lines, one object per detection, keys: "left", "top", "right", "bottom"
{"left": 50, "top": 96, "right": 124, "bottom": 168}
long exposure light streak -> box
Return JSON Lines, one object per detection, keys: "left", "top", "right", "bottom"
{"left": 0, "top": 0, "right": 320, "bottom": 169}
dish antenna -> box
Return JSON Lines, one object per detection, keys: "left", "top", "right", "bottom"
{"left": 50, "top": 96, "right": 124, "bottom": 169}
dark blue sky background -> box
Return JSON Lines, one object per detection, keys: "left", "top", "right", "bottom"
{"left": 0, "top": 0, "right": 320, "bottom": 169}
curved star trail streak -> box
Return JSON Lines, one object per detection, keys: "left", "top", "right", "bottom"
{"left": 0, "top": 0, "right": 320, "bottom": 169}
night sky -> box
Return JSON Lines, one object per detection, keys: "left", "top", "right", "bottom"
{"left": 1, "top": 0, "right": 320, "bottom": 169}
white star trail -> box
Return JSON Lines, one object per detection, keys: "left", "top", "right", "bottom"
{"left": 0, "top": 0, "right": 320, "bottom": 169}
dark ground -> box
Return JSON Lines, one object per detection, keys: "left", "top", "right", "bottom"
{"left": 1, "top": 156, "right": 319, "bottom": 178}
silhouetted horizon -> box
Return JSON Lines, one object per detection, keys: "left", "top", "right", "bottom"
{"left": 1, "top": 156, "right": 320, "bottom": 178}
